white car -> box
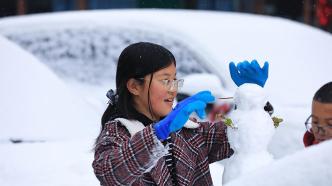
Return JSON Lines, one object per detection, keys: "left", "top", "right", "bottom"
{"left": 0, "top": 10, "right": 332, "bottom": 186}
{"left": 0, "top": 10, "right": 331, "bottom": 104}
{"left": 1, "top": 9, "right": 331, "bottom": 152}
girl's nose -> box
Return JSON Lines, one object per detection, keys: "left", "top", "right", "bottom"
{"left": 168, "top": 83, "right": 178, "bottom": 92}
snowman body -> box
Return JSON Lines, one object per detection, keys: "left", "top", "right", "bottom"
{"left": 223, "top": 84, "right": 275, "bottom": 184}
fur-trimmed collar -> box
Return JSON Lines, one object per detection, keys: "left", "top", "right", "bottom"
{"left": 114, "top": 118, "right": 200, "bottom": 136}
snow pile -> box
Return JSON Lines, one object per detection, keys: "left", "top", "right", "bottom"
{"left": 223, "top": 84, "right": 275, "bottom": 183}
{"left": 0, "top": 139, "right": 99, "bottom": 186}
{"left": 0, "top": 35, "right": 99, "bottom": 141}
{"left": 225, "top": 139, "right": 332, "bottom": 186}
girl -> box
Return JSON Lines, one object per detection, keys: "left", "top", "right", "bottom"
{"left": 92, "top": 42, "right": 234, "bottom": 185}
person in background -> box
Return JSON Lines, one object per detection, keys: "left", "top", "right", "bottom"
{"left": 303, "top": 0, "right": 332, "bottom": 32}
{"left": 304, "top": 82, "right": 332, "bottom": 147}
{"left": 316, "top": 0, "right": 332, "bottom": 32}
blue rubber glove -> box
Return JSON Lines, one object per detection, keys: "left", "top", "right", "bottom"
{"left": 154, "top": 91, "right": 215, "bottom": 140}
{"left": 229, "top": 60, "right": 269, "bottom": 87}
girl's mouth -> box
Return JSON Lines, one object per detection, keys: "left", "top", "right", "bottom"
{"left": 164, "top": 98, "right": 174, "bottom": 102}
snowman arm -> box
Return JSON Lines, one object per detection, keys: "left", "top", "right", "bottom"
{"left": 197, "top": 121, "right": 234, "bottom": 163}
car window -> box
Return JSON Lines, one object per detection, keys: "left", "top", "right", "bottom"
{"left": 3, "top": 26, "right": 212, "bottom": 84}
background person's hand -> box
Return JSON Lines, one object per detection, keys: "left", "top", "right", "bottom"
{"left": 154, "top": 91, "right": 215, "bottom": 140}
{"left": 229, "top": 60, "right": 269, "bottom": 87}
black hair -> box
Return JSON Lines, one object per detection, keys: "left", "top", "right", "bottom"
{"left": 313, "top": 82, "right": 332, "bottom": 103}
{"left": 101, "top": 42, "right": 176, "bottom": 130}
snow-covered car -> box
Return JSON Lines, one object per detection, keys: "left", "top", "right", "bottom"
{"left": 0, "top": 11, "right": 218, "bottom": 86}
{"left": 1, "top": 10, "right": 332, "bottom": 186}
{"left": 1, "top": 10, "right": 331, "bottom": 103}
{"left": 0, "top": 10, "right": 331, "bottom": 103}
{"left": 1, "top": 9, "right": 331, "bottom": 156}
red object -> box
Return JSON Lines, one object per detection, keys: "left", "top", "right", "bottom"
{"left": 317, "top": 0, "right": 332, "bottom": 26}
{"left": 303, "top": 131, "right": 320, "bottom": 147}
{"left": 208, "top": 103, "right": 232, "bottom": 121}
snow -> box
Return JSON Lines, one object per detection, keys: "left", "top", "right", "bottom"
{"left": 1, "top": 10, "right": 331, "bottom": 157}
{"left": 210, "top": 162, "right": 225, "bottom": 186}
{"left": 0, "top": 36, "right": 99, "bottom": 185}
{"left": 0, "top": 139, "right": 98, "bottom": 186}
{"left": 0, "top": 9, "right": 332, "bottom": 186}
{"left": 0, "top": 15, "right": 212, "bottom": 85}
{"left": 0, "top": 36, "right": 99, "bottom": 141}
{"left": 223, "top": 84, "right": 275, "bottom": 183}
{"left": 1, "top": 9, "right": 330, "bottom": 106}
{"left": 225, "top": 140, "right": 332, "bottom": 186}
{"left": 178, "top": 73, "right": 232, "bottom": 98}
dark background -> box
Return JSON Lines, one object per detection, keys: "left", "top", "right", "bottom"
{"left": 0, "top": 0, "right": 331, "bottom": 33}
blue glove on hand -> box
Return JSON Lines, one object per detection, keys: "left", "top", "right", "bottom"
{"left": 229, "top": 60, "right": 269, "bottom": 87}
{"left": 154, "top": 91, "right": 215, "bottom": 140}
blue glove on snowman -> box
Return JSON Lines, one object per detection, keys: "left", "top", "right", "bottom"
{"left": 229, "top": 60, "right": 269, "bottom": 87}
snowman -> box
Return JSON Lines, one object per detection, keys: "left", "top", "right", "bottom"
{"left": 222, "top": 60, "right": 276, "bottom": 184}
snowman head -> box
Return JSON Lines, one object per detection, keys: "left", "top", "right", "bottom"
{"left": 234, "top": 83, "right": 267, "bottom": 111}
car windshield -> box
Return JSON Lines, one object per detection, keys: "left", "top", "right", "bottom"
{"left": 3, "top": 26, "right": 212, "bottom": 84}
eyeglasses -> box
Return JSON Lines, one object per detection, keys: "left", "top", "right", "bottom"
{"left": 159, "top": 79, "right": 184, "bottom": 91}
{"left": 304, "top": 115, "right": 332, "bottom": 134}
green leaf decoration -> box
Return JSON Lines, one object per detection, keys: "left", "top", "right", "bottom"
{"left": 272, "top": 116, "right": 283, "bottom": 128}
{"left": 223, "top": 117, "right": 238, "bottom": 129}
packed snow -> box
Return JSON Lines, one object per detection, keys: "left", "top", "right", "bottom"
{"left": 0, "top": 9, "right": 332, "bottom": 186}
{"left": 223, "top": 84, "right": 275, "bottom": 183}
{"left": 225, "top": 140, "right": 332, "bottom": 186}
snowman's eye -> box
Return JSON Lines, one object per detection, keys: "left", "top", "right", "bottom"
{"left": 264, "top": 101, "right": 274, "bottom": 116}
{"left": 234, "top": 104, "right": 237, "bottom": 110}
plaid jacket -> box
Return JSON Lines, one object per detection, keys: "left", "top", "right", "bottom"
{"left": 93, "top": 119, "right": 234, "bottom": 186}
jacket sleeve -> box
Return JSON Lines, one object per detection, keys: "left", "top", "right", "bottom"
{"left": 92, "top": 121, "right": 168, "bottom": 185}
{"left": 199, "top": 121, "right": 234, "bottom": 163}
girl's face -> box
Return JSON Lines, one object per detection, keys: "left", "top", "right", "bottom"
{"left": 135, "top": 63, "right": 178, "bottom": 120}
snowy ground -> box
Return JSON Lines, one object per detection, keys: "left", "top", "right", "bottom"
{"left": 1, "top": 10, "right": 332, "bottom": 186}
{"left": 0, "top": 139, "right": 98, "bottom": 186}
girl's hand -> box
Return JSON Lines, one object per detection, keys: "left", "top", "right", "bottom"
{"left": 154, "top": 91, "right": 215, "bottom": 140}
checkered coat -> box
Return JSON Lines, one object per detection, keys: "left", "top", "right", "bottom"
{"left": 92, "top": 118, "right": 234, "bottom": 186}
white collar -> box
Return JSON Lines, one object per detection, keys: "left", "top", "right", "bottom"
{"left": 114, "top": 118, "right": 200, "bottom": 136}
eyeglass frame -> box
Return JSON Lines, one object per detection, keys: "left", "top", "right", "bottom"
{"left": 304, "top": 114, "right": 332, "bottom": 134}
{"left": 136, "top": 77, "right": 184, "bottom": 91}
{"left": 158, "top": 79, "right": 184, "bottom": 91}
